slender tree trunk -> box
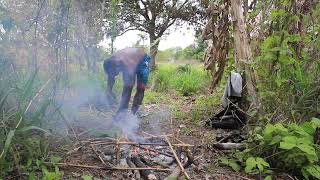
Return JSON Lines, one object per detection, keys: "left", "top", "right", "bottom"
{"left": 91, "top": 46, "right": 97, "bottom": 73}
{"left": 230, "top": 0, "right": 260, "bottom": 111}
{"left": 149, "top": 34, "right": 159, "bottom": 69}
{"left": 111, "top": 37, "right": 115, "bottom": 54}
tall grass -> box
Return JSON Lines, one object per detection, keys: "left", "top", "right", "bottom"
{"left": 150, "top": 64, "right": 210, "bottom": 95}
{"left": 0, "top": 58, "right": 62, "bottom": 177}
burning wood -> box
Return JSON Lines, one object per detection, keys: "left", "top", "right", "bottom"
{"left": 65, "top": 135, "right": 194, "bottom": 179}
{"left": 126, "top": 157, "right": 141, "bottom": 179}
{"left": 131, "top": 155, "right": 158, "bottom": 180}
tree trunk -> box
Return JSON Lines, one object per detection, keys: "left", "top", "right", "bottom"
{"left": 149, "top": 34, "right": 159, "bottom": 70}
{"left": 230, "top": 0, "right": 260, "bottom": 111}
{"left": 111, "top": 37, "right": 115, "bottom": 54}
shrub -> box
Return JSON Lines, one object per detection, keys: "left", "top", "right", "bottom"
{"left": 221, "top": 118, "right": 320, "bottom": 179}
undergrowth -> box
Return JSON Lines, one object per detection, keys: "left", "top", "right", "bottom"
{"left": 0, "top": 57, "right": 64, "bottom": 178}
{"left": 220, "top": 118, "right": 320, "bottom": 179}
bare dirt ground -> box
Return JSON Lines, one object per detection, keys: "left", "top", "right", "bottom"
{"left": 51, "top": 98, "right": 255, "bottom": 180}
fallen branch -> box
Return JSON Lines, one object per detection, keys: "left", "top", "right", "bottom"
{"left": 126, "top": 157, "right": 141, "bottom": 179}
{"left": 213, "top": 143, "right": 245, "bottom": 150}
{"left": 165, "top": 150, "right": 194, "bottom": 180}
{"left": 66, "top": 145, "right": 83, "bottom": 155}
{"left": 45, "top": 162, "right": 171, "bottom": 171}
{"left": 141, "top": 131, "right": 173, "bottom": 138}
{"left": 116, "top": 138, "right": 121, "bottom": 165}
{"left": 93, "top": 141, "right": 194, "bottom": 147}
{"left": 90, "top": 144, "right": 107, "bottom": 166}
{"left": 165, "top": 136, "right": 191, "bottom": 180}
{"left": 131, "top": 155, "right": 158, "bottom": 180}
{"left": 133, "top": 144, "right": 174, "bottom": 157}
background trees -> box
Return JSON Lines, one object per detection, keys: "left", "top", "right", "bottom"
{"left": 203, "top": 0, "right": 320, "bottom": 120}
{"left": 104, "top": 0, "right": 205, "bottom": 68}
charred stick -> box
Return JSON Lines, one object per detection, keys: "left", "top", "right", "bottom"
{"left": 126, "top": 157, "right": 141, "bottom": 179}
{"left": 131, "top": 155, "right": 158, "bottom": 180}
{"left": 90, "top": 144, "right": 107, "bottom": 166}
{"left": 104, "top": 148, "right": 116, "bottom": 155}
{"left": 133, "top": 144, "right": 174, "bottom": 157}
{"left": 46, "top": 162, "right": 171, "bottom": 171}
{"left": 138, "top": 154, "right": 172, "bottom": 169}
{"left": 93, "top": 141, "right": 194, "bottom": 147}
{"left": 116, "top": 139, "right": 121, "bottom": 165}
{"left": 165, "top": 136, "right": 191, "bottom": 180}
{"left": 139, "top": 155, "right": 155, "bottom": 167}
{"left": 165, "top": 150, "right": 194, "bottom": 180}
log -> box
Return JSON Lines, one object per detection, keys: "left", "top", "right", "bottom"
{"left": 139, "top": 155, "right": 155, "bottom": 167}
{"left": 164, "top": 150, "right": 194, "bottom": 180}
{"left": 213, "top": 143, "right": 245, "bottom": 150}
{"left": 131, "top": 155, "right": 158, "bottom": 180}
{"left": 104, "top": 148, "right": 116, "bottom": 155}
{"left": 126, "top": 156, "right": 141, "bottom": 180}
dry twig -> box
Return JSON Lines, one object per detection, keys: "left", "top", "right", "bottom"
{"left": 165, "top": 136, "right": 191, "bottom": 180}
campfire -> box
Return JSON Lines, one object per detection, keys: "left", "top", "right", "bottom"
{"left": 56, "top": 133, "right": 194, "bottom": 180}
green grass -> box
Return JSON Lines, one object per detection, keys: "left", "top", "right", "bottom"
{"left": 149, "top": 63, "right": 210, "bottom": 95}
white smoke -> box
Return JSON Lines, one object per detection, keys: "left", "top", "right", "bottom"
{"left": 113, "top": 111, "right": 145, "bottom": 142}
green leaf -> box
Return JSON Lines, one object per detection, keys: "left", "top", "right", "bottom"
{"left": 263, "top": 124, "right": 275, "bottom": 139}
{"left": 279, "top": 142, "right": 296, "bottom": 150}
{"left": 274, "top": 123, "right": 288, "bottom": 133}
{"left": 264, "top": 175, "right": 272, "bottom": 180}
{"left": 287, "top": 34, "right": 301, "bottom": 42}
{"left": 219, "top": 157, "right": 241, "bottom": 172}
{"left": 269, "top": 135, "right": 282, "bottom": 145}
{"left": 17, "top": 126, "right": 52, "bottom": 135}
{"left": 256, "top": 157, "right": 270, "bottom": 172}
{"left": 256, "top": 157, "right": 270, "bottom": 167}
{"left": 82, "top": 174, "right": 93, "bottom": 180}
{"left": 301, "top": 122, "right": 316, "bottom": 135}
{"left": 0, "top": 130, "right": 15, "bottom": 160}
{"left": 229, "top": 161, "right": 241, "bottom": 172}
{"left": 50, "top": 156, "right": 62, "bottom": 163}
{"left": 311, "top": 118, "right": 320, "bottom": 128}
{"left": 297, "top": 144, "right": 317, "bottom": 156}
{"left": 28, "top": 172, "right": 36, "bottom": 180}
{"left": 302, "top": 165, "right": 320, "bottom": 179}
{"left": 245, "top": 157, "right": 256, "bottom": 173}
{"left": 279, "top": 136, "right": 297, "bottom": 149}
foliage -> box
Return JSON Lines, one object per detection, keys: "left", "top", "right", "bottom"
{"left": 221, "top": 118, "right": 320, "bottom": 179}
{"left": 250, "top": 0, "right": 320, "bottom": 122}
{"left": 0, "top": 70, "right": 63, "bottom": 178}
{"left": 156, "top": 36, "right": 207, "bottom": 62}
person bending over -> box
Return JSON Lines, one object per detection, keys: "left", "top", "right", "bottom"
{"left": 103, "top": 47, "right": 150, "bottom": 118}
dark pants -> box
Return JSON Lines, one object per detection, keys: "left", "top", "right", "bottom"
{"left": 116, "top": 72, "right": 146, "bottom": 117}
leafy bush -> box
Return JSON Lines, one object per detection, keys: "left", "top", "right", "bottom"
{"left": 221, "top": 118, "right": 320, "bottom": 179}
{"left": 254, "top": 3, "right": 320, "bottom": 122}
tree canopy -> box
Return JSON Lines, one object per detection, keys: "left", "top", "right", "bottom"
{"left": 104, "top": 0, "right": 205, "bottom": 68}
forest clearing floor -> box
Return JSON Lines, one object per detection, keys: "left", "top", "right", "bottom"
{"left": 50, "top": 91, "right": 257, "bottom": 180}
